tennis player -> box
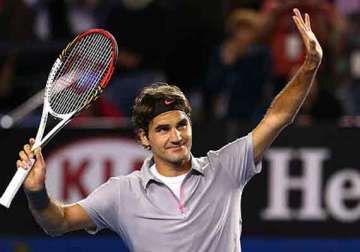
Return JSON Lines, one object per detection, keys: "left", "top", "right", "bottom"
{"left": 17, "top": 9, "right": 322, "bottom": 252}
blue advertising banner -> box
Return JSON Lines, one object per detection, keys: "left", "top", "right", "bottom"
{"left": 1, "top": 237, "right": 359, "bottom": 252}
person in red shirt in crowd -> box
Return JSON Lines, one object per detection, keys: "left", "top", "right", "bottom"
{"left": 261, "top": 0, "right": 347, "bottom": 94}
{"left": 70, "top": 98, "right": 124, "bottom": 127}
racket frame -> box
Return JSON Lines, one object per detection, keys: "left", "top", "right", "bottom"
{"left": 0, "top": 29, "right": 118, "bottom": 208}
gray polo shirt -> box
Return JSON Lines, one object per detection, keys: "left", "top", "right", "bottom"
{"left": 78, "top": 132, "right": 261, "bottom": 252}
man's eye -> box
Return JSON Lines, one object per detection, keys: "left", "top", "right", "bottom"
{"left": 157, "top": 127, "right": 169, "bottom": 133}
{"left": 178, "top": 124, "right": 186, "bottom": 129}
{"left": 177, "top": 121, "right": 187, "bottom": 129}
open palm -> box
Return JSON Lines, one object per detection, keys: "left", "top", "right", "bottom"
{"left": 292, "top": 8, "right": 323, "bottom": 70}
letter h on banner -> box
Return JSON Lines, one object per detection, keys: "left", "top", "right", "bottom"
{"left": 261, "top": 148, "right": 330, "bottom": 220}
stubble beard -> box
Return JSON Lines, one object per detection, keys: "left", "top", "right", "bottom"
{"left": 162, "top": 147, "right": 191, "bottom": 167}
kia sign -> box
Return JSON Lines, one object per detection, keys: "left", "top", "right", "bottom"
{"left": 45, "top": 137, "right": 149, "bottom": 204}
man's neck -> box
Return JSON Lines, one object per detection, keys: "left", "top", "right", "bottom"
{"left": 153, "top": 157, "right": 191, "bottom": 177}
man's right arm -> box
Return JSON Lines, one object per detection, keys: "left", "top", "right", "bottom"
{"left": 28, "top": 200, "right": 95, "bottom": 236}
{"left": 19, "top": 138, "right": 95, "bottom": 236}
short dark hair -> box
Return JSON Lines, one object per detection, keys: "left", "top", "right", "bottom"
{"left": 132, "top": 83, "right": 191, "bottom": 134}
{"left": 225, "top": 9, "right": 261, "bottom": 35}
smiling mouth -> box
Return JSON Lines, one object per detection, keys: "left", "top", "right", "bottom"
{"left": 167, "top": 145, "right": 185, "bottom": 150}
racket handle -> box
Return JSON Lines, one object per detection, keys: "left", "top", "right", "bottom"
{"left": 0, "top": 159, "right": 34, "bottom": 208}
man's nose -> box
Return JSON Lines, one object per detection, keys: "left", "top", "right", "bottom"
{"left": 170, "top": 128, "right": 182, "bottom": 142}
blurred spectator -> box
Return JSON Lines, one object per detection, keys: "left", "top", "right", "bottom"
{"left": 335, "top": 0, "right": 360, "bottom": 16}
{"left": 337, "top": 12, "right": 360, "bottom": 116}
{"left": 104, "top": 0, "right": 167, "bottom": 72}
{"left": 296, "top": 79, "right": 344, "bottom": 125}
{"left": 102, "top": 0, "right": 168, "bottom": 116}
{"left": 29, "top": 0, "right": 123, "bottom": 123}
{"left": 30, "top": 0, "right": 113, "bottom": 41}
{"left": 0, "top": 0, "right": 38, "bottom": 112}
{"left": 0, "top": 55, "right": 16, "bottom": 110}
{"left": 0, "top": 0, "right": 122, "bottom": 124}
{"left": 70, "top": 97, "right": 124, "bottom": 127}
{"left": 161, "top": 0, "right": 223, "bottom": 93}
{"left": 0, "top": 0, "right": 35, "bottom": 42}
{"left": 261, "top": 0, "right": 347, "bottom": 94}
{"left": 204, "top": 9, "right": 272, "bottom": 123}
{"left": 223, "top": 0, "right": 262, "bottom": 15}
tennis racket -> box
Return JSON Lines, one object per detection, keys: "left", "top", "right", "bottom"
{"left": 0, "top": 28, "right": 118, "bottom": 208}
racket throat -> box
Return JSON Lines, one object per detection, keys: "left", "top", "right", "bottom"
{"left": 33, "top": 112, "right": 74, "bottom": 150}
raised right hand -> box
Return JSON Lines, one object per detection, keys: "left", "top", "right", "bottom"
{"left": 17, "top": 138, "right": 46, "bottom": 192}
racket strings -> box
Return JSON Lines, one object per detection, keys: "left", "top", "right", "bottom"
{"left": 49, "top": 33, "right": 113, "bottom": 115}
{"left": 49, "top": 35, "right": 94, "bottom": 112}
{"left": 60, "top": 34, "right": 108, "bottom": 111}
{"left": 54, "top": 34, "right": 101, "bottom": 113}
{"left": 69, "top": 35, "right": 112, "bottom": 111}
{"left": 71, "top": 35, "right": 112, "bottom": 112}
{"left": 49, "top": 34, "right": 96, "bottom": 113}
{"left": 51, "top": 34, "right": 102, "bottom": 113}
{"left": 64, "top": 35, "right": 112, "bottom": 113}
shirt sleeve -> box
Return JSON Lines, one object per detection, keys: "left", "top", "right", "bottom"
{"left": 77, "top": 177, "right": 120, "bottom": 234}
{"left": 208, "top": 132, "right": 262, "bottom": 188}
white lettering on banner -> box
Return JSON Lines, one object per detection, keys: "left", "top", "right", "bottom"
{"left": 261, "top": 149, "right": 328, "bottom": 220}
{"left": 262, "top": 148, "right": 360, "bottom": 222}
{"left": 45, "top": 137, "right": 149, "bottom": 204}
{"left": 325, "top": 169, "right": 360, "bottom": 222}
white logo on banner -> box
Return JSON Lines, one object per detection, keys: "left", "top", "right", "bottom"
{"left": 46, "top": 137, "right": 149, "bottom": 204}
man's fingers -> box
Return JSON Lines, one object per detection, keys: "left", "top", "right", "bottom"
{"left": 18, "top": 160, "right": 31, "bottom": 170}
{"left": 24, "top": 144, "right": 34, "bottom": 159}
{"left": 293, "top": 8, "right": 312, "bottom": 34}
{"left": 19, "top": 150, "right": 29, "bottom": 162}
{"left": 29, "top": 138, "right": 35, "bottom": 147}
{"left": 293, "top": 10, "right": 306, "bottom": 31}
{"left": 292, "top": 9, "right": 316, "bottom": 52}
{"left": 305, "top": 13, "right": 311, "bottom": 31}
{"left": 292, "top": 16, "right": 302, "bottom": 31}
{"left": 293, "top": 8, "right": 305, "bottom": 24}
{"left": 34, "top": 148, "right": 45, "bottom": 167}
{"left": 292, "top": 16, "right": 307, "bottom": 42}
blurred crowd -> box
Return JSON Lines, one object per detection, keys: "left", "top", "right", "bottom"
{"left": 0, "top": 0, "right": 359, "bottom": 128}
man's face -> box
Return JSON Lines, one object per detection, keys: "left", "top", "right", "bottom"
{"left": 140, "top": 110, "right": 192, "bottom": 166}
{"left": 233, "top": 24, "right": 256, "bottom": 47}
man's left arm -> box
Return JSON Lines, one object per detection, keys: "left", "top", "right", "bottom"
{"left": 252, "top": 8, "right": 323, "bottom": 163}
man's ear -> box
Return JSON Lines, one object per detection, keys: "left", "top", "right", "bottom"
{"left": 137, "top": 128, "right": 150, "bottom": 148}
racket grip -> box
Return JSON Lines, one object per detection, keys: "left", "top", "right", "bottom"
{"left": 0, "top": 159, "right": 35, "bottom": 208}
